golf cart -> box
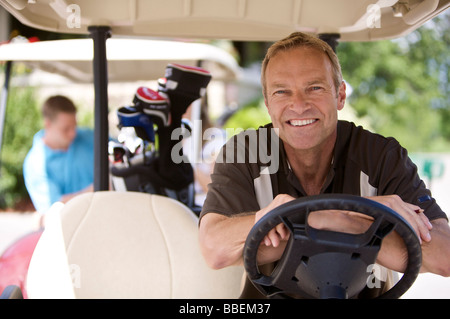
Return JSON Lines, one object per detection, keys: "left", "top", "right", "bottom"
{"left": 0, "top": 0, "right": 448, "bottom": 299}
{"left": 0, "top": 37, "right": 243, "bottom": 298}
{"left": 0, "top": 36, "right": 241, "bottom": 213}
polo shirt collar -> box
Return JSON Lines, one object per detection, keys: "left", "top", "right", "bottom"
{"left": 279, "top": 122, "right": 348, "bottom": 196}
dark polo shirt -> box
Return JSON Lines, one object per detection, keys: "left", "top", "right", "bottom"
{"left": 200, "top": 120, "right": 447, "bottom": 299}
{"left": 201, "top": 120, "right": 446, "bottom": 221}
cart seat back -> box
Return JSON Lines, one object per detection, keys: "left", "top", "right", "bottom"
{"left": 26, "top": 191, "right": 243, "bottom": 298}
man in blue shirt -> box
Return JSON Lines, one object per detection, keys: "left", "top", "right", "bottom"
{"left": 23, "top": 95, "right": 94, "bottom": 214}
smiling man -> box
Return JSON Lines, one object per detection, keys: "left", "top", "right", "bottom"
{"left": 198, "top": 32, "right": 450, "bottom": 298}
{"left": 264, "top": 44, "right": 345, "bottom": 197}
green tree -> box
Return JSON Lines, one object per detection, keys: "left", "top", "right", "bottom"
{"left": 224, "top": 98, "right": 271, "bottom": 131}
{"left": 338, "top": 15, "right": 449, "bottom": 152}
{"left": 0, "top": 86, "right": 41, "bottom": 209}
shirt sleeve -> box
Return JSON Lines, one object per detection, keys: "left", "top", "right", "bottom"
{"left": 23, "top": 151, "right": 62, "bottom": 213}
{"left": 200, "top": 138, "right": 261, "bottom": 220}
{"left": 376, "top": 140, "right": 447, "bottom": 221}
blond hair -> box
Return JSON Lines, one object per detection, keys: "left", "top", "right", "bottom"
{"left": 261, "top": 32, "right": 343, "bottom": 98}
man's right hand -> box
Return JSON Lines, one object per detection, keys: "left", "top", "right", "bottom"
{"left": 255, "top": 194, "right": 295, "bottom": 248}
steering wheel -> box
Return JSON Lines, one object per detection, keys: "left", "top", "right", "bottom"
{"left": 243, "top": 194, "right": 422, "bottom": 299}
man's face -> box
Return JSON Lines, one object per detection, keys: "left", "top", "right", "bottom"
{"left": 45, "top": 112, "right": 77, "bottom": 150}
{"left": 264, "top": 47, "right": 346, "bottom": 153}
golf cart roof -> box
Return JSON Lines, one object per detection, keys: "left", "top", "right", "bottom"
{"left": 0, "top": 0, "right": 448, "bottom": 41}
{"left": 0, "top": 38, "right": 240, "bottom": 82}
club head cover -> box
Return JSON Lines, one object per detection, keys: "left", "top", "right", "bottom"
{"left": 117, "top": 105, "right": 156, "bottom": 143}
{"left": 160, "top": 63, "right": 212, "bottom": 121}
{"left": 108, "top": 141, "right": 129, "bottom": 164}
{"left": 157, "top": 77, "right": 167, "bottom": 92}
{"left": 133, "top": 86, "right": 171, "bottom": 127}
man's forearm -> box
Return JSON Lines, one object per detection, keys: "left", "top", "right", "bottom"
{"left": 199, "top": 212, "right": 288, "bottom": 269}
{"left": 377, "top": 218, "right": 450, "bottom": 276}
{"left": 308, "top": 210, "right": 409, "bottom": 272}
{"left": 420, "top": 219, "right": 450, "bottom": 276}
{"left": 199, "top": 212, "right": 254, "bottom": 269}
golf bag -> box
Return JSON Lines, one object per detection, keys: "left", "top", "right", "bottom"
{"left": 109, "top": 63, "right": 212, "bottom": 215}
